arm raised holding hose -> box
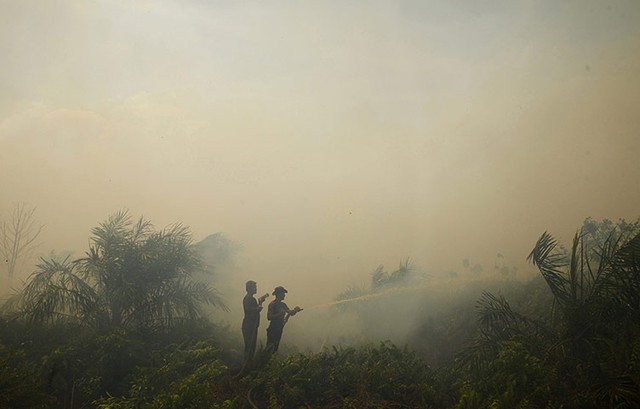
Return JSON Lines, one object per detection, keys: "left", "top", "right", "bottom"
{"left": 284, "top": 306, "right": 303, "bottom": 323}
{"left": 266, "top": 286, "right": 303, "bottom": 353}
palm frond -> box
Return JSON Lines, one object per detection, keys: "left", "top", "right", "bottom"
{"left": 335, "top": 284, "right": 367, "bottom": 302}
{"left": 389, "top": 258, "right": 413, "bottom": 283}
{"left": 131, "top": 216, "right": 153, "bottom": 243}
{"left": 475, "top": 291, "right": 554, "bottom": 352}
{"left": 370, "top": 265, "right": 386, "bottom": 291}
{"left": 528, "top": 231, "right": 571, "bottom": 305}
{"left": 15, "top": 257, "right": 100, "bottom": 325}
{"left": 476, "top": 291, "right": 516, "bottom": 333}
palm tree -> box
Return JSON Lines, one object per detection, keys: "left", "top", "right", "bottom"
{"left": 530, "top": 221, "right": 640, "bottom": 403}
{"left": 5, "top": 211, "right": 227, "bottom": 330}
{"left": 461, "top": 218, "right": 640, "bottom": 408}
{"left": 527, "top": 220, "right": 640, "bottom": 358}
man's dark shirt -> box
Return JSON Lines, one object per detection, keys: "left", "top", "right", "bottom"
{"left": 267, "top": 299, "right": 289, "bottom": 329}
{"left": 242, "top": 294, "right": 261, "bottom": 329}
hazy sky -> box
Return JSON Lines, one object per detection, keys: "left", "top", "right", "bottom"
{"left": 2, "top": 0, "right": 639, "bottom": 302}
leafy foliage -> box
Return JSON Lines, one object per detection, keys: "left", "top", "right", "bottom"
{"left": 370, "top": 258, "right": 414, "bottom": 291}
{"left": 333, "top": 258, "right": 420, "bottom": 310}
{"left": 459, "top": 218, "right": 640, "bottom": 408}
{"left": 2, "top": 214, "right": 640, "bottom": 408}
{"left": 96, "top": 341, "right": 232, "bottom": 409}
{"left": 457, "top": 341, "right": 558, "bottom": 409}
{"left": 5, "top": 210, "right": 227, "bottom": 330}
{"left": 0, "top": 344, "right": 51, "bottom": 409}
{"left": 250, "top": 341, "right": 452, "bottom": 409}
{"left": 7, "top": 256, "right": 100, "bottom": 326}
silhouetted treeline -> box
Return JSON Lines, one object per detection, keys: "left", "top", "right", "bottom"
{"left": 1, "top": 215, "right": 639, "bottom": 408}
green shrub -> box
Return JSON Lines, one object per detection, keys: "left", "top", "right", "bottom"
{"left": 0, "top": 344, "right": 52, "bottom": 409}
{"left": 249, "top": 341, "right": 450, "bottom": 408}
{"left": 456, "top": 341, "right": 557, "bottom": 409}
{"left": 96, "top": 340, "right": 236, "bottom": 409}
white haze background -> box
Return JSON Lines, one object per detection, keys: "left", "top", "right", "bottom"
{"left": 1, "top": 0, "right": 639, "bottom": 347}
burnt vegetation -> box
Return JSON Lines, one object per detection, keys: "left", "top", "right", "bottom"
{"left": 1, "top": 213, "right": 640, "bottom": 408}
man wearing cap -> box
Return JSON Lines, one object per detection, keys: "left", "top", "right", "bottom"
{"left": 266, "top": 286, "right": 302, "bottom": 353}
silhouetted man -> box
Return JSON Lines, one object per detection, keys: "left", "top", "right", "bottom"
{"left": 266, "top": 286, "right": 302, "bottom": 353}
{"left": 242, "top": 280, "right": 267, "bottom": 367}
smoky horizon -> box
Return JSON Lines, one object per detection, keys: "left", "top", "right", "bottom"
{"left": 2, "top": 1, "right": 640, "bottom": 346}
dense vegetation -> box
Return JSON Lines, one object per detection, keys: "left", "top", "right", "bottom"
{"left": 1, "top": 214, "right": 639, "bottom": 408}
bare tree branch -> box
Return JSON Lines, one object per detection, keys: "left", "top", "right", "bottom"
{"left": 0, "top": 203, "right": 44, "bottom": 285}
